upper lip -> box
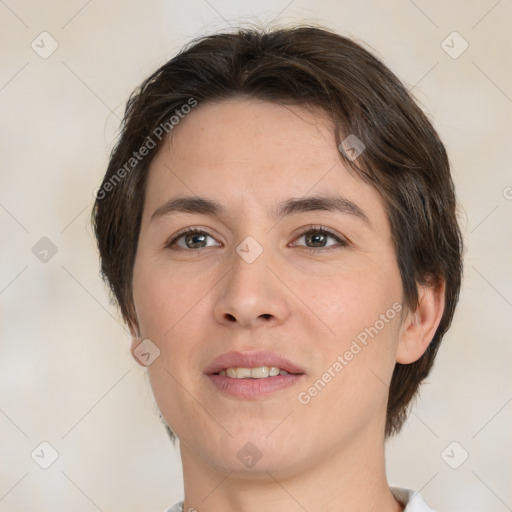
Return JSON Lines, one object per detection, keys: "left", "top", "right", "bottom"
{"left": 204, "top": 350, "right": 305, "bottom": 375}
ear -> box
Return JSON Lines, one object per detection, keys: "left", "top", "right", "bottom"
{"left": 396, "top": 278, "right": 446, "bottom": 364}
{"left": 128, "top": 317, "right": 146, "bottom": 367}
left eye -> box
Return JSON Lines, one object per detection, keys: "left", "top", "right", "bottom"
{"left": 292, "top": 226, "right": 347, "bottom": 251}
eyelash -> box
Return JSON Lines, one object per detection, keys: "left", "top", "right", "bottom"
{"left": 165, "top": 225, "right": 349, "bottom": 253}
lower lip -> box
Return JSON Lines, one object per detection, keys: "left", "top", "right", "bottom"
{"left": 206, "top": 374, "right": 305, "bottom": 399}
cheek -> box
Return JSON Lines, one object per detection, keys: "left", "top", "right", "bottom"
{"left": 132, "top": 253, "right": 206, "bottom": 336}
{"left": 132, "top": 257, "right": 213, "bottom": 427}
{"left": 297, "top": 313, "right": 402, "bottom": 438}
{"left": 298, "top": 256, "right": 403, "bottom": 343}
{"left": 294, "top": 256, "right": 403, "bottom": 404}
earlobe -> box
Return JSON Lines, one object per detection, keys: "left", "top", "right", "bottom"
{"left": 396, "top": 278, "right": 446, "bottom": 364}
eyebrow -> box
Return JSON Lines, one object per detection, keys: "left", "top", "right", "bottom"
{"left": 150, "top": 195, "right": 372, "bottom": 228}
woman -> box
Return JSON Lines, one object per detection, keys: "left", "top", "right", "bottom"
{"left": 92, "top": 26, "right": 463, "bottom": 512}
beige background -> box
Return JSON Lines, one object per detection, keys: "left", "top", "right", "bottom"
{"left": 1, "top": 1, "right": 511, "bottom": 511}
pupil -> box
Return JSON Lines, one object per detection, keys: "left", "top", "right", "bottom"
{"left": 187, "top": 233, "right": 206, "bottom": 248}
{"left": 307, "top": 233, "right": 325, "bottom": 247}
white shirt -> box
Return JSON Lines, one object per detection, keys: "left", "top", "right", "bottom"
{"left": 165, "top": 487, "right": 435, "bottom": 511}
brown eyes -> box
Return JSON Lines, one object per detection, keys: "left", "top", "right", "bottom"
{"left": 291, "top": 226, "right": 349, "bottom": 252}
{"left": 166, "top": 228, "right": 219, "bottom": 250}
{"left": 165, "top": 225, "right": 349, "bottom": 252}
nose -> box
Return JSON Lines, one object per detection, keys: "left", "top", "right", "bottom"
{"left": 213, "top": 242, "right": 291, "bottom": 329}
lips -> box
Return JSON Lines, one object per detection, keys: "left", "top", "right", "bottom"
{"left": 204, "top": 350, "right": 305, "bottom": 375}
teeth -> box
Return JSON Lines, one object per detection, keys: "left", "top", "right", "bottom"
{"left": 217, "top": 366, "right": 289, "bottom": 378}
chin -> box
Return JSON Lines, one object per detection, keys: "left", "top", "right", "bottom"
{"left": 209, "top": 449, "right": 301, "bottom": 478}
{"left": 195, "top": 431, "right": 305, "bottom": 477}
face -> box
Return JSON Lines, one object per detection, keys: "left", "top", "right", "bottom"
{"left": 130, "top": 99, "right": 406, "bottom": 477}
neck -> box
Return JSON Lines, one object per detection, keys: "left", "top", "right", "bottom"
{"left": 178, "top": 426, "right": 403, "bottom": 512}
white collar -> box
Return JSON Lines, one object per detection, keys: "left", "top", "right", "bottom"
{"left": 391, "top": 487, "right": 436, "bottom": 511}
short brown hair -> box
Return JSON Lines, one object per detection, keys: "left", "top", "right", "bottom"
{"left": 91, "top": 25, "right": 463, "bottom": 437}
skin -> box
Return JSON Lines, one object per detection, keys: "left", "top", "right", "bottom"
{"left": 129, "top": 99, "right": 445, "bottom": 512}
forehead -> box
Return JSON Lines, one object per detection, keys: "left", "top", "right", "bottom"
{"left": 142, "top": 99, "right": 387, "bottom": 228}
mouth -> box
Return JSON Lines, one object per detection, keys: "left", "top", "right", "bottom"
{"left": 204, "top": 349, "right": 305, "bottom": 376}
{"left": 216, "top": 366, "right": 292, "bottom": 378}
{"left": 204, "top": 350, "right": 306, "bottom": 399}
